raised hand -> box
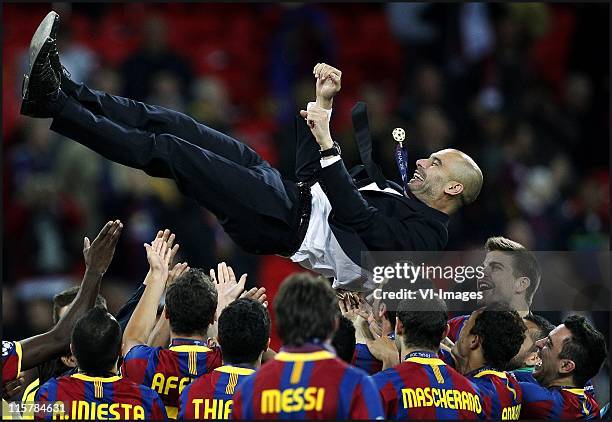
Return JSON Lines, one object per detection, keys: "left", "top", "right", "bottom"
{"left": 210, "top": 262, "right": 247, "bottom": 310}
{"left": 313, "top": 63, "right": 342, "bottom": 108}
{"left": 355, "top": 295, "right": 383, "bottom": 338}
{"left": 83, "top": 220, "right": 123, "bottom": 275}
{"left": 366, "top": 333, "right": 399, "bottom": 370}
{"left": 337, "top": 291, "right": 359, "bottom": 321}
{"left": 240, "top": 286, "right": 268, "bottom": 308}
{"left": 299, "top": 104, "right": 333, "bottom": 150}
{"left": 168, "top": 262, "right": 189, "bottom": 286}
{"left": 144, "top": 236, "right": 172, "bottom": 284}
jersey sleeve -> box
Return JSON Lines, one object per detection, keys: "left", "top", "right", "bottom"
{"left": 177, "top": 382, "right": 192, "bottom": 420}
{"left": 372, "top": 371, "right": 398, "bottom": 418}
{"left": 150, "top": 392, "right": 168, "bottom": 420}
{"left": 232, "top": 376, "right": 252, "bottom": 420}
{"left": 120, "top": 344, "right": 157, "bottom": 383}
{"left": 33, "top": 380, "right": 56, "bottom": 421}
{"left": 2, "top": 341, "right": 22, "bottom": 383}
{"left": 349, "top": 374, "right": 385, "bottom": 420}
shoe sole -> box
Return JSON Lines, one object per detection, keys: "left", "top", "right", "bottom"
{"left": 22, "top": 11, "right": 59, "bottom": 99}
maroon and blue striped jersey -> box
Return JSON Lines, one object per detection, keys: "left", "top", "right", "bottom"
{"left": 178, "top": 364, "right": 254, "bottom": 419}
{"left": 519, "top": 382, "right": 600, "bottom": 419}
{"left": 468, "top": 368, "right": 522, "bottom": 420}
{"left": 232, "top": 345, "right": 384, "bottom": 419}
{"left": 351, "top": 343, "right": 383, "bottom": 375}
{"left": 513, "top": 368, "right": 597, "bottom": 399}
{"left": 372, "top": 351, "right": 485, "bottom": 420}
{"left": 2, "top": 341, "right": 22, "bottom": 384}
{"left": 120, "top": 338, "right": 222, "bottom": 418}
{"left": 447, "top": 315, "right": 469, "bottom": 343}
{"left": 34, "top": 373, "right": 167, "bottom": 420}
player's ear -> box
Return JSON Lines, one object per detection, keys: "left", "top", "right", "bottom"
{"left": 60, "top": 354, "right": 77, "bottom": 368}
{"left": 379, "top": 302, "right": 387, "bottom": 320}
{"left": 444, "top": 181, "right": 464, "bottom": 197}
{"left": 441, "top": 323, "right": 450, "bottom": 341}
{"left": 515, "top": 276, "right": 530, "bottom": 295}
{"left": 559, "top": 358, "right": 576, "bottom": 376}
{"left": 395, "top": 318, "right": 404, "bottom": 336}
{"left": 470, "top": 333, "right": 481, "bottom": 350}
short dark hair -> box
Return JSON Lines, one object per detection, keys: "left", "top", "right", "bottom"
{"left": 274, "top": 273, "right": 338, "bottom": 347}
{"left": 524, "top": 313, "right": 555, "bottom": 343}
{"left": 218, "top": 298, "right": 270, "bottom": 364}
{"left": 470, "top": 302, "right": 527, "bottom": 370}
{"left": 53, "top": 286, "right": 107, "bottom": 324}
{"left": 165, "top": 269, "right": 217, "bottom": 336}
{"left": 485, "top": 236, "right": 541, "bottom": 306}
{"left": 397, "top": 296, "right": 448, "bottom": 351}
{"left": 332, "top": 315, "right": 356, "bottom": 363}
{"left": 381, "top": 276, "right": 435, "bottom": 330}
{"left": 71, "top": 307, "right": 121, "bottom": 375}
{"left": 560, "top": 315, "right": 607, "bottom": 387}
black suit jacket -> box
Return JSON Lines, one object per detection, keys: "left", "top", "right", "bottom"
{"left": 294, "top": 115, "right": 450, "bottom": 266}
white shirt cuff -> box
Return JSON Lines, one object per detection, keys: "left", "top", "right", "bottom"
{"left": 307, "top": 102, "right": 332, "bottom": 119}
{"left": 321, "top": 155, "right": 341, "bottom": 167}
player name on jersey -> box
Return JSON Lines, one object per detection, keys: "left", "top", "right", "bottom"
{"left": 51, "top": 402, "right": 146, "bottom": 420}
{"left": 150, "top": 373, "right": 194, "bottom": 396}
{"left": 189, "top": 399, "right": 232, "bottom": 419}
{"left": 400, "top": 387, "right": 482, "bottom": 413}
{"left": 261, "top": 387, "right": 326, "bottom": 414}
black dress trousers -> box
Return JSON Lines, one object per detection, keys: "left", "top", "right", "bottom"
{"left": 49, "top": 85, "right": 300, "bottom": 255}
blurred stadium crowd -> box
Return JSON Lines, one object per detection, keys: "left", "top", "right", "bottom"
{"left": 2, "top": 2, "right": 609, "bottom": 349}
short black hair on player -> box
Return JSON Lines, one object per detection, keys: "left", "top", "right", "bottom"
{"left": 470, "top": 301, "right": 527, "bottom": 370}
{"left": 53, "top": 286, "right": 107, "bottom": 324}
{"left": 524, "top": 313, "right": 555, "bottom": 343}
{"left": 380, "top": 276, "right": 434, "bottom": 330}
{"left": 218, "top": 298, "right": 270, "bottom": 364}
{"left": 332, "top": 315, "right": 356, "bottom": 363}
{"left": 397, "top": 296, "right": 448, "bottom": 351}
{"left": 274, "top": 273, "right": 339, "bottom": 347}
{"left": 166, "top": 268, "right": 217, "bottom": 336}
{"left": 71, "top": 306, "right": 121, "bottom": 375}
{"left": 560, "top": 315, "right": 607, "bottom": 387}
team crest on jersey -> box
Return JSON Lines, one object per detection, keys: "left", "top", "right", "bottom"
{"left": 2, "top": 341, "right": 15, "bottom": 357}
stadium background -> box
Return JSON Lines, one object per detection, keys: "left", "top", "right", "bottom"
{"left": 2, "top": 2, "right": 609, "bottom": 402}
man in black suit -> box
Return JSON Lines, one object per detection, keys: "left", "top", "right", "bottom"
{"left": 21, "top": 12, "right": 483, "bottom": 290}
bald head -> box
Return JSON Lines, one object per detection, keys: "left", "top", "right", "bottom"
{"left": 443, "top": 149, "right": 483, "bottom": 206}
{"left": 409, "top": 148, "right": 483, "bottom": 214}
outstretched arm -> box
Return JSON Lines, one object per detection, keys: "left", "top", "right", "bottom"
{"left": 122, "top": 234, "right": 173, "bottom": 356}
{"left": 19, "top": 220, "right": 123, "bottom": 372}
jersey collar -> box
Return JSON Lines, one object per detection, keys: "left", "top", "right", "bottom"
{"left": 170, "top": 338, "right": 207, "bottom": 347}
{"left": 214, "top": 364, "right": 256, "bottom": 376}
{"left": 404, "top": 351, "right": 446, "bottom": 366}
{"left": 71, "top": 373, "right": 122, "bottom": 383}
{"left": 276, "top": 344, "right": 336, "bottom": 362}
{"left": 467, "top": 366, "right": 508, "bottom": 379}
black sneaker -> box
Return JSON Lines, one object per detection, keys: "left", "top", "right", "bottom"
{"left": 21, "top": 12, "right": 61, "bottom": 117}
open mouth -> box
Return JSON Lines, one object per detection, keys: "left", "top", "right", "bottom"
{"left": 477, "top": 279, "right": 495, "bottom": 292}
{"left": 409, "top": 170, "right": 425, "bottom": 183}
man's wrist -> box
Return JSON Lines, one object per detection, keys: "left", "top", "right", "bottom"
{"left": 84, "top": 267, "right": 105, "bottom": 279}
{"left": 316, "top": 97, "right": 333, "bottom": 110}
{"left": 319, "top": 137, "right": 334, "bottom": 151}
